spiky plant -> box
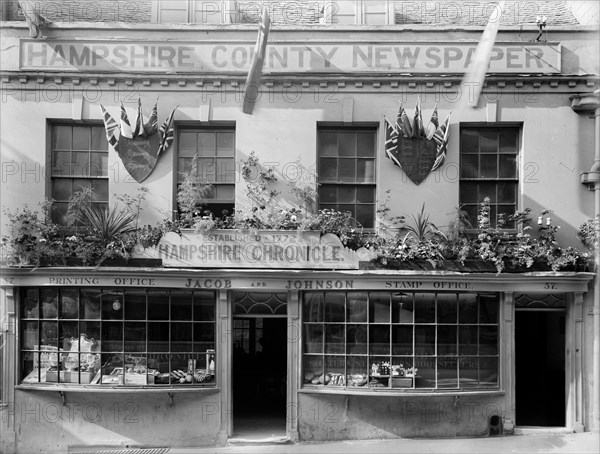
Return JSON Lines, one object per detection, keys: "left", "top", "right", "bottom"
{"left": 75, "top": 204, "right": 137, "bottom": 244}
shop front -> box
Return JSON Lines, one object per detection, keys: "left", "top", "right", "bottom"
{"left": 0, "top": 264, "right": 593, "bottom": 450}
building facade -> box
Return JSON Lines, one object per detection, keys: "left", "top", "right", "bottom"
{"left": 1, "top": 1, "right": 599, "bottom": 453}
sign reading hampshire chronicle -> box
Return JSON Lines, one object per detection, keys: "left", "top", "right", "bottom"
{"left": 19, "top": 40, "right": 561, "bottom": 74}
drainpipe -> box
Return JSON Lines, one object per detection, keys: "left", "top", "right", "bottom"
{"left": 571, "top": 89, "right": 600, "bottom": 433}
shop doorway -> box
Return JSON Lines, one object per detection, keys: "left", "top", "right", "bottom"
{"left": 515, "top": 310, "right": 566, "bottom": 427}
{"left": 232, "top": 292, "right": 288, "bottom": 439}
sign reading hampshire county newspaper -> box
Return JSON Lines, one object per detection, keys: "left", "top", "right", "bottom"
{"left": 19, "top": 40, "right": 561, "bottom": 74}
{"left": 141, "top": 230, "right": 369, "bottom": 269}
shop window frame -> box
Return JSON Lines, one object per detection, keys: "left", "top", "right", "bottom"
{"left": 18, "top": 287, "right": 217, "bottom": 389}
{"left": 301, "top": 291, "right": 500, "bottom": 391}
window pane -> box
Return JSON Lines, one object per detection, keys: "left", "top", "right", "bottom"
{"left": 338, "top": 132, "right": 356, "bottom": 157}
{"left": 179, "top": 132, "right": 197, "bottom": 151}
{"left": 357, "top": 132, "right": 375, "bottom": 157}
{"left": 338, "top": 159, "right": 356, "bottom": 182}
{"left": 73, "top": 126, "right": 90, "bottom": 150}
{"left": 41, "top": 321, "right": 58, "bottom": 346}
{"left": 479, "top": 326, "right": 498, "bottom": 355}
{"left": 52, "top": 152, "right": 71, "bottom": 176}
{"left": 338, "top": 187, "right": 356, "bottom": 203}
{"left": 22, "top": 321, "right": 38, "bottom": 350}
{"left": 324, "top": 355, "right": 345, "bottom": 385}
{"left": 124, "top": 289, "right": 146, "bottom": 320}
{"left": 479, "top": 357, "right": 499, "bottom": 387}
{"left": 60, "top": 289, "right": 79, "bottom": 319}
{"left": 414, "top": 293, "right": 435, "bottom": 323}
{"left": 198, "top": 133, "right": 216, "bottom": 153}
{"left": 303, "top": 293, "right": 324, "bottom": 323}
{"left": 324, "top": 293, "right": 345, "bottom": 322}
{"left": 90, "top": 152, "right": 108, "bottom": 177}
{"left": 53, "top": 126, "right": 72, "bottom": 150}
{"left": 346, "top": 324, "right": 367, "bottom": 354}
{"left": 499, "top": 128, "right": 518, "bottom": 153}
{"left": 437, "top": 357, "right": 458, "bottom": 388}
{"left": 356, "top": 160, "right": 375, "bottom": 183}
{"left": 415, "top": 325, "right": 435, "bottom": 355}
{"left": 459, "top": 357, "right": 479, "bottom": 388}
{"left": 347, "top": 356, "right": 368, "bottom": 386}
{"left": 148, "top": 291, "right": 169, "bottom": 320}
{"left": 40, "top": 289, "right": 58, "bottom": 318}
{"left": 479, "top": 294, "right": 499, "bottom": 324}
{"left": 193, "top": 322, "right": 215, "bottom": 351}
{"left": 369, "top": 325, "right": 390, "bottom": 355}
{"left": 318, "top": 132, "right": 337, "bottom": 157}
{"left": 52, "top": 179, "right": 72, "bottom": 201}
{"left": 370, "top": 292, "right": 390, "bottom": 323}
{"left": 437, "top": 325, "right": 457, "bottom": 355}
{"left": 392, "top": 325, "right": 412, "bottom": 355}
{"left": 347, "top": 292, "right": 367, "bottom": 322}
{"left": 303, "top": 355, "right": 323, "bottom": 384}
{"left": 459, "top": 325, "right": 478, "bottom": 355}
{"left": 460, "top": 154, "right": 479, "bottom": 179}
{"left": 319, "top": 158, "right": 338, "bottom": 181}
{"left": 124, "top": 322, "right": 146, "bottom": 353}
{"left": 193, "top": 291, "right": 215, "bottom": 321}
{"left": 437, "top": 293, "right": 457, "bottom": 323}
{"left": 415, "top": 357, "right": 435, "bottom": 388}
{"left": 356, "top": 205, "right": 374, "bottom": 228}
{"left": 459, "top": 294, "right": 478, "bottom": 323}
{"left": 461, "top": 129, "right": 479, "bottom": 153}
{"left": 102, "top": 291, "right": 124, "bottom": 320}
{"left": 325, "top": 325, "right": 345, "bottom": 354}
{"left": 216, "top": 158, "right": 235, "bottom": 183}
{"left": 23, "top": 289, "right": 39, "bottom": 318}
{"left": 479, "top": 130, "right": 497, "bottom": 153}
{"left": 357, "top": 187, "right": 375, "bottom": 203}
{"left": 148, "top": 322, "right": 169, "bottom": 352}
{"left": 392, "top": 293, "right": 413, "bottom": 323}
{"left": 171, "top": 290, "right": 193, "bottom": 321}
{"left": 91, "top": 180, "right": 109, "bottom": 202}
{"left": 216, "top": 132, "right": 235, "bottom": 155}
{"left": 499, "top": 155, "right": 517, "bottom": 178}
{"left": 103, "top": 322, "right": 123, "bottom": 352}
{"left": 304, "top": 325, "right": 323, "bottom": 353}
{"left": 498, "top": 182, "right": 517, "bottom": 204}
{"left": 480, "top": 156, "right": 498, "bottom": 178}
{"left": 171, "top": 323, "right": 192, "bottom": 352}
{"left": 80, "top": 289, "right": 101, "bottom": 319}
{"left": 91, "top": 126, "right": 108, "bottom": 151}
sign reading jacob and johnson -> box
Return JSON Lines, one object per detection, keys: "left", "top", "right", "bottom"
{"left": 19, "top": 40, "right": 561, "bottom": 74}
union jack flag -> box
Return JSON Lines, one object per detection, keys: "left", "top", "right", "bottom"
{"left": 431, "top": 113, "right": 452, "bottom": 172}
{"left": 158, "top": 108, "right": 177, "bottom": 157}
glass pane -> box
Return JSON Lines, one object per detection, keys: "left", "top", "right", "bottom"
{"left": 479, "top": 357, "right": 499, "bottom": 387}
{"left": 147, "top": 353, "right": 170, "bottom": 385}
{"left": 437, "top": 357, "right": 458, "bottom": 388}
{"left": 124, "top": 322, "right": 146, "bottom": 353}
{"left": 459, "top": 357, "right": 479, "bottom": 388}
{"left": 391, "top": 357, "right": 415, "bottom": 381}
{"left": 461, "top": 129, "right": 479, "bottom": 153}
{"left": 60, "top": 322, "right": 79, "bottom": 358}
{"left": 346, "top": 292, "right": 367, "bottom": 322}
{"left": 101, "top": 354, "right": 124, "bottom": 385}
{"left": 91, "top": 180, "right": 109, "bottom": 202}
{"left": 319, "top": 159, "right": 338, "bottom": 182}
{"left": 103, "top": 322, "right": 123, "bottom": 352}
{"left": 479, "top": 130, "right": 497, "bottom": 153}
{"left": 179, "top": 132, "right": 197, "bottom": 151}
{"left": 319, "top": 132, "right": 337, "bottom": 157}
{"left": 60, "top": 289, "right": 79, "bottom": 319}
{"left": 480, "top": 156, "right": 498, "bottom": 179}
{"left": 338, "top": 187, "right": 356, "bottom": 203}
{"left": 415, "top": 357, "right": 436, "bottom": 388}
{"left": 80, "top": 322, "right": 100, "bottom": 346}
{"left": 198, "top": 158, "right": 216, "bottom": 182}
{"left": 53, "top": 126, "right": 71, "bottom": 150}
{"left": 460, "top": 154, "right": 478, "bottom": 179}
{"left": 22, "top": 321, "right": 39, "bottom": 350}
{"left": 370, "top": 355, "right": 391, "bottom": 386}
{"left": 80, "top": 289, "right": 101, "bottom": 319}
{"left": 216, "top": 132, "right": 235, "bottom": 155}
{"left": 324, "top": 355, "right": 345, "bottom": 386}
{"left": 338, "top": 132, "right": 356, "bottom": 157}
{"left": 414, "top": 293, "right": 435, "bottom": 323}
{"left": 171, "top": 322, "right": 192, "bottom": 352}
{"left": 392, "top": 293, "right": 414, "bottom": 323}
{"left": 346, "top": 324, "right": 367, "bottom": 354}
{"left": 356, "top": 205, "right": 374, "bottom": 228}
{"left": 369, "top": 325, "right": 390, "bottom": 355}
{"left": 51, "top": 180, "right": 72, "bottom": 203}
{"left": 459, "top": 182, "right": 478, "bottom": 204}
{"left": 499, "top": 128, "right": 518, "bottom": 153}
{"left": 356, "top": 160, "right": 375, "bottom": 183}
{"left": 303, "top": 355, "right": 323, "bottom": 385}
{"left": 102, "top": 291, "right": 124, "bottom": 320}
{"left": 40, "top": 288, "right": 58, "bottom": 318}
{"left": 216, "top": 185, "right": 235, "bottom": 200}
{"left": 459, "top": 294, "right": 478, "bottom": 323}
{"left": 347, "top": 356, "right": 368, "bottom": 387}
{"left": 437, "top": 294, "right": 457, "bottom": 323}
{"left": 325, "top": 324, "right": 345, "bottom": 354}
{"left": 437, "top": 325, "right": 457, "bottom": 355}
{"left": 91, "top": 126, "right": 108, "bottom": 150}
{"left": 324, "top": 292, "right": 345, "bottom": 322}
{"left": 72, "top": 126, "right": 90, "bottom": 150}
{"left": 23, "top": 289, "right": 39, "bottom": 318}
{"left": 148, "top": 322, "right": 169, "bottom": 352}
{"left": 72, "top": 151, "right": 89, "bottom": 176}
{"left": 124, "top": 289, "right": 146, "bottom": 320}
{"left": 52, "top": 151, "right": 71, "bottom": 176}
{"left": 357, "top": 132, "right": 375, "bottom": 157}
{"left": 198, "top": 133, "right": 216, "bottom": 153}
{"left": 148, "top": 290, "right": 169, "bottom": 320}
{"left": 216, "top": 158, "right": 235, "bottom": 183}
{"left": 357, "top": 187, "right": 375, "bottom": 203}
{"left": 369, "top": 292, "right": 390, "bottom": 323}
{"left": 90, "top": 152, "right": 108, "bottom": 177}
{"left": 392, "top": 325, "right": 412, "bottom": 355}
{"left": 415, "top": 325, "right": 435, "bottom": 355}
{"left": 319, "top": 185, "right": 337, "bottom": 203}
{"left": 21, "top": 351, "right": 37, "bottom": 383}
{"left": 171, "top": 290, "right": 192, "bottom": 321}
{"left": 479, "top": 326, "right": 498, "bottom": 355}
{"left": 304, "top": 325, "right": 323, "bottom": 353}
{"left": 193, "top": 322, "right": 215, "bottom": 352}
{"left": 193, "top": 291, "right": 215, "bottom": 321}
{"left": 124, "top": 354, "right": 149, "bottom": 385}
{"left": 459, "top": 325, "right": 478, "bottom": 355}
{"left": 338, "top": 159, "right": 356, "bottom": 182}
{"left": 499, "top": 155, "right": 517, "bottom": 178}
{"left": 479, "top": 294, "right": 499, "bottom": 324}
{"left": 303, "top": 293, "right": 324, "bottom": 323}
{"left": 498, "top": 182, "right": 517, "bottom": 204}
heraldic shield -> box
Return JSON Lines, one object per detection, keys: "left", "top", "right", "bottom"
{"left": 100, "top": 98, "right": 176, "bottom": 183}
{"left": 396, "top": 134, "right": 438, "bottom": 185}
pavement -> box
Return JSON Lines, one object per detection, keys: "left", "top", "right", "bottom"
{"left": 166, "top": 430, "right": 600, "bottom": 454}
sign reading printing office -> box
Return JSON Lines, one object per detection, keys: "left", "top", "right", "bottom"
{"left": 153, "top": 231, "right": 365, "bottom": 269}
{"left": 20, "top": 40, "right": 561, "bottom": 74}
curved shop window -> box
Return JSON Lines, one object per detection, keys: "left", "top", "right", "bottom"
{"left": 20, "top": 288, "right": 216, "bottom": 387}
{"left": 302, "top": 291, "right": 499, "bottom": 390}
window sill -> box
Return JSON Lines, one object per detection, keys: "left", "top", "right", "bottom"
{"left": 298, "top": 387, "right": 504, "bottom": 397}
{"left": 15, "top": 383, "right": 220, "bottom": 394}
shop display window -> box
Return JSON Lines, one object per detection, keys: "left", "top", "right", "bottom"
{"left": 20, "top": 288, "right": 216, "bottom": 387}
{"left": 302, "top": 291, "right": 499, "bottom": 390}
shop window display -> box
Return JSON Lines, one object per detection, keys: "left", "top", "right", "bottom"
{"left": 20, "top": 288, "right": 216, "bottom": 387}
{"left": 302, "top": 291, "right": 499, "bottom": 390}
